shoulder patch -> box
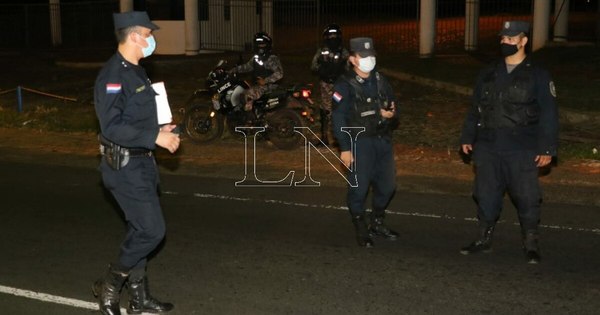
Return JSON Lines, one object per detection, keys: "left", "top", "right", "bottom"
{"left": 332, "top": 91, "right": 343, "bottom": 103}
{"left": 549, "top": 81, "right": 557, "bottom": 98}
{"left": 106, "top": 83, "right": 122, "bottom": 94}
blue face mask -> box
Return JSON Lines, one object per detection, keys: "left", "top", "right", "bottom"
{"left": 138, "top": 34, "right": 156, "bottom": 58}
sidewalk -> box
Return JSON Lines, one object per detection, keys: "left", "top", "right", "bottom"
{"left": 1, "top": 127, "right": 599, "bottom": 207}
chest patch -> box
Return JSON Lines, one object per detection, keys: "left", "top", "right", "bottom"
{"left": 549, "top": 81, "right": 557, "bottom": 98}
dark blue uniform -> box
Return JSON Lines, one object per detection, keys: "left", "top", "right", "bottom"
{"left": 460, "top": 56, "right": 559, "bottom": 232}
{"left": 94, "top": 52, "right": 164, "bottom": 270}
{"left": 332, "top": 70, "right": 399, "bottom": 217}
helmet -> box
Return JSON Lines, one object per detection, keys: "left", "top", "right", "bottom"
{"left": 323, "top": 24, "right": 342, "bottom": 49}
{"left": 253, "top": 32, "right": 272, "bottom": 58}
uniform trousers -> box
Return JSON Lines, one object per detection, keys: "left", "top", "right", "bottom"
{"left": 100, "top": 156, "right": 166, "bottom": 270}
{"left": 347, "top": 136, "right": 396, "bottom": 216}
{"left": 472, "top": 146, "right": 542, "bottom": 231}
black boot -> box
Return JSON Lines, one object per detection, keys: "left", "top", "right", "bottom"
{"left": 460, "top": 225, "right": 495, "bottom": 255}
{"left": 368, "top": 214, "right": 398, "bottom": 240}
{"left": 127, "top": 269, "right": 174, "bottom": 314}
{"left": 319, "top": 109, "right": 330, "bottom": 146}
{"left": 522, "top": 230, "right": 541, "bottom": 264}
{"left": 352, "top": 215, "right": 374, "bottom": 248}
{"left": 92, "top": 264, "right": 129, "bottom": 315}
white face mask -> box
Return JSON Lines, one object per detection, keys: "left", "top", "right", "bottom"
{"left": 136, "top": 34, "right": 156, "bottom": 58}
{"left": 357, "top": 56, "right": 376, "bottom": 73}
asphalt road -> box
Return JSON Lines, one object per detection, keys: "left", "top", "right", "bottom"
{"left": 1, "top": 160, "right": 600, "bottom": 315}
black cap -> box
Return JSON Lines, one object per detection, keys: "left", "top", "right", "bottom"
{"left": 498, "top": 21, "right": 530, "bottom": 36}
{"left": 113, "top": 11, "right": 159, "bottom": 31}
{"left": 349, "top": 37, "right": 376, "bottom": 57}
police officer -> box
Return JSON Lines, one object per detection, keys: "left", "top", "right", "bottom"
{"left": 311, "top": 24, "right": 349, "bottom": 145}
{"left": 232, "top": 32, "right": 283, "bottom": 111}
{"left": 93, "top": 11, "right": 179, "bottom": 315}
{"left": 332, "top": 37, "right": 399, "bottom": 248}
{"left": 459, "top": 21, "right": 558, "bottom": 264}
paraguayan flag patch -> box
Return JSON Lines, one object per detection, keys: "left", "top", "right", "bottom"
{"left": 106, "top": 83, "right": 122, "bottom": 94}
{"left": 332, "top": 91, "right": 343, "bottom": 103}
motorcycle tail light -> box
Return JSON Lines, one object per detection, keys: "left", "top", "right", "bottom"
{"left": 292, "top": 91, "right": 300, "bottom": 98}
{"left": 301, "top": 89, "right": 311, "bottom": 98}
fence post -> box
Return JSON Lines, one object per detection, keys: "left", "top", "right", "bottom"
{"left": 17, "top": 86, "right": 23, "bottom": 113}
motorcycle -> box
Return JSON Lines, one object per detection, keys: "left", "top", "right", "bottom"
{"left": 183, "top": 60, "right": 316, "bottom": 150}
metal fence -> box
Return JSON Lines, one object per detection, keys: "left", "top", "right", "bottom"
{"left": 0, "top": 0, "right": 598, "bottom": 53}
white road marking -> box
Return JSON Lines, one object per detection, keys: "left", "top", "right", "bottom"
{"left": 191, "top": 192, "right": 600, "bottom": 235}
{"left": 0, "top": 285, "right": 152, "bottom": 314}
{"left": 0, "top": 284, "right": 96, "bottom": 310}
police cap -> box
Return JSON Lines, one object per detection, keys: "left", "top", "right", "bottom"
{"left": 499, "top": 21, "right": 530, "bottom": 37}
{"left": 349, "top": 37, "right": 376, "bottom": 57}
{"left": 113, "top": 11, "right": 159, "bottom": 31}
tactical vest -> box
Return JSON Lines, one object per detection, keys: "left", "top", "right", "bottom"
{"left": 318, "top": 48, "right": 346, "bottom": 83}
{"left": 252, "top": 55, "right": 274, "bottom": 80}
{"left": 341, "top": 72, "right": 393, "bottom": 137}
{"left": 477, "top": 61, "right": 540, "bottom": 129}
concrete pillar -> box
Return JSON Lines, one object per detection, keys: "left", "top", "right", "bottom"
{"left": 49, "top": 0, "right": 62, "bottom": 47}
{"left": 464, "top": 0, "right": 479, "bottom": 51}
{"left": 532, "top": 0, "right": 551, "bottom": 51}
{"left": 120, "top": 0, "right": 133, "bottom": 12}
{"left": 184, "top": 0, "right": 200, "bottom": 55}
{"left": 553, "top": 0, "right": 569, "bottom": 42}
{"left": 419, "top": 0, "right": 436, "bottom": 58}
{"left": 597, "top": 0, "right": 600, "bottom": 43}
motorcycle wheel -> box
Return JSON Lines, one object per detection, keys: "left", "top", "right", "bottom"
{"left": 267, "top": 108, "right": 305, "bottom": 150}
{"left": 183, "top": 103, "right": 223, "bottom": 143}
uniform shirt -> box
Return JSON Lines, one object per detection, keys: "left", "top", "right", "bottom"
{"left": 94, "top": 52, "right": 159, "bottom": 149}
{"left": 331, "top": 70, "right": 398, "bottom": 152}
{"left": 235, "top": 54, "right": 283, "bottom": 84}
{"left": 460, "top": 57, "right": 558, "bottom": 155}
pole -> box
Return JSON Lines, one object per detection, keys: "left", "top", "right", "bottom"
{"left": 120, "top": 0, "right": 133, "bottom": 12}
{"left": 532, "top": 0, "right": 551, "bottom": 51}
{"left": 419, "top": 0, "right": 436, "bottom": 58}
{"left": 17, "top": 86, "right": 23, "bottom": 113}
{"left": 49, "top": 0, "right": 62, "bottom": 47}
{"left": 184, "top": 0, "right": 200, "bottom": 55}
{"left": 464, "top": 0, "right": 479, "bottom": 51}
{"left": 553, "top": 0, "right": 569, "bottom": 42}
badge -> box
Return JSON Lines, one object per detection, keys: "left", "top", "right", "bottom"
{"left": 135, "top": 85, "right": 146, "bottom": 93}
{"left": 106, "top": 83, "right": 122, "bottom": 94}
{"left": 549, "top": 81, "right": 557, "bottom": 98}
{"left": 504, "top": 21, "right": 510, "bottom": 29}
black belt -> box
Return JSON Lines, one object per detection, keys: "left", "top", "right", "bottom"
{"left": 126, "top": 148, "right": 153, "bottom": 157}
{"left": 99, "top": 135, "right": 153, "bottom": 158}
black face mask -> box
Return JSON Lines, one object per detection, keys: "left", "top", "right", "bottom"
{"left": 500, "top": 43, "right": 519, "bottom": 57}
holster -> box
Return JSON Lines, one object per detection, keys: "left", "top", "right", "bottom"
{"left": 99, "top": 135, "right": 130, "bottom": 171}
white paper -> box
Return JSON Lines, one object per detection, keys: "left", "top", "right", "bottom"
{"left": 152, "top": 81, "right": 173, "bottom": 124}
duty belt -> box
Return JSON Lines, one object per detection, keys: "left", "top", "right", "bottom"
{"left": 99, "top": 135, "right": 152, "bottom": 170}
